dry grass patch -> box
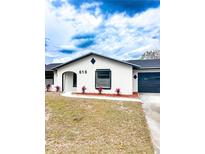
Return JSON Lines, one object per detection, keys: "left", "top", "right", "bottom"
{"left": 46, "top": 92, "right": 154, "bottom": 154}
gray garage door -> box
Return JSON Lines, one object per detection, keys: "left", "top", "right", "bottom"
{"left": 138, "top": 72, "right": 160, "bottom": 93}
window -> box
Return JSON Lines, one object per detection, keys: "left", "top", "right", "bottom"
{"left": 45, "top": 71, "right": 53, "bottom": 79}
{"left": 73, "top": 73, "right": 77, "bottom": 87}
{"left": 95, "top": 69, "right": 111, "bottom": 89}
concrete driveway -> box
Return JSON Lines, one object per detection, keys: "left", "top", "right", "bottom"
{"left": 139, "top": 93, "right": 160, "bottom": 154}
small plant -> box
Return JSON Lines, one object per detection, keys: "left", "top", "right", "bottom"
{"left": 56, "top": 86, "right": 60, "bottom": 92}
{"left": 97, "top": 86, "right": 103, "bottom": 94}
{"left": 115, "top": 88, "right": 120, "bottom": 95}
{"left": 46, "top": 84, "right": 51, "bottom": 92}
{"left": 82, "top": 86, "right": 86, "bottom": 94}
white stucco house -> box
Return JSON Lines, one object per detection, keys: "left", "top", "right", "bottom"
{"left": 45, "top": 52, "right": 160, "bottom": 94}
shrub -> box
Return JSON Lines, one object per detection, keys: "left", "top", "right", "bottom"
{"left": 97, "top": 86, "right": 103, "bottom": 94}
{"left": 46, "top": 84, "right": 51, "bottom": 92}
{"left": 82, "top": 86, "right": 86, "bottom": 94}
{"left": 115, "top": 88, "right": 120, "bottom": 95}
{"left": 56, "top": 86, "right": 60, "bottom": 92}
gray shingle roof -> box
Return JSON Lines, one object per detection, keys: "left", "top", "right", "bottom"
{"left": 126, "top": 59, "right": 160, "bottom": 69}
{"left": 45, "top": 63, "right": 62, "bottom": 71}
{"left": 45, "top": 54, "right": 160, "bottom": 71}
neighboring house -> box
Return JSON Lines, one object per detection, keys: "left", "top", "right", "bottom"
{"left": 45, "top": 63, "right": 62, "bottom": 85}
{"left": 46, "top": 52, "right": 160, "bottom": 94}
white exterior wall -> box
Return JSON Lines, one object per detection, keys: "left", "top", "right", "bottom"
{"left": 134, "top": 68, "right": 160, "bottom": 92}
{"left": 133, "top": 69, "right": 138, "bottom": 92}
{"left": 137, "top": 68, "right": 160, "bottom": 73}
{"left": 54, "top": 55, "right": 133, "bottom": 95}
{"left": 53, "top": 71, "right": 57, "bottom": 85}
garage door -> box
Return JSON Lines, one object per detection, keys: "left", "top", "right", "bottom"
{"left": 138, "top": 72, "right": 160, "bottom": 93}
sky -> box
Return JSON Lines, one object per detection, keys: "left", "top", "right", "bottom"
{"left": 45, "top": 0, "right": 160, "bottom": 64}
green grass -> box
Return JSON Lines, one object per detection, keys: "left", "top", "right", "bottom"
{"left": 46, "top": 92, "right": 154, "bottom": 154}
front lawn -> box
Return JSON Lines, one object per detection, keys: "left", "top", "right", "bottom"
{"left": 45, "top": 92, "right": 154, "bottom": 154}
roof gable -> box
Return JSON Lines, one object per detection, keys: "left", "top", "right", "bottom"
{"left": 52, "top": 52, "right": 141, "bottom": 70}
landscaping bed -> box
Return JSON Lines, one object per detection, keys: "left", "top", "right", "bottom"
{"left": 74, "top": 92, "right": 139, "bottom": 98}
{"left": 46, "top": 92, "right": 154, "bottom": 154}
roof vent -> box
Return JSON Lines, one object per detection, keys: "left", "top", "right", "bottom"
{"left": 91, "top": 58, "right": 96, "bottom": 64}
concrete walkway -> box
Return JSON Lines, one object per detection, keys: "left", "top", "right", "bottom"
{"left": 61, "top": 92, "right": 141, "bottom": 102}
{"left": 140, "top": 93, "right": 160, "bottom": 154}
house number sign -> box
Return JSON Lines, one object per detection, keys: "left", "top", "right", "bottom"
{"left": 79, "top": 70, "right": 87, "bottom": 74}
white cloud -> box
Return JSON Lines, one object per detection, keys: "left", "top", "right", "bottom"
{"left": 52, "top": 50, "right": 92, "bottom": 63}
{"left": 45, "top": 0, "right": 160, "bottom": 63}
{"left": 87, "top": 8, "right": 160, "bottom": 60}
{"left": 80, "top": 2, "right": 102, "bottom": 10}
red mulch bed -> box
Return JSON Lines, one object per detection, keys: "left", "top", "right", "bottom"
{"left": 74, "top": 92, "right": 139, "bottom": 98}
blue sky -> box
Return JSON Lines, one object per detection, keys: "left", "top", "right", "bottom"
{"left": 45, "top": 0, "right": 160, "bottom": 64}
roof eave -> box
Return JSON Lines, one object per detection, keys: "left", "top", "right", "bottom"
{"left": 139, "top": 67, "right": 160, "bottom": 70}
